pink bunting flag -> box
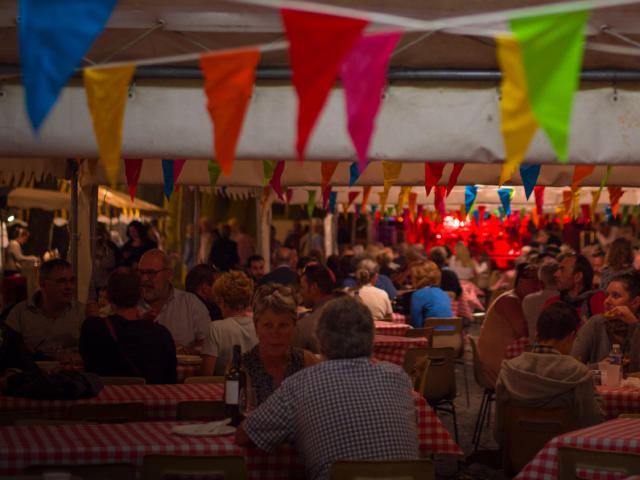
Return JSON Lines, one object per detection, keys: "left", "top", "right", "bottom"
{"left": 281, "top": 9, "right": 368, "bottom": 162}
{"left": 173, "top": 159, "right": 186, "bottom": 192}
{"left": 434, "top": 185, "right": 446, "bottom": 218}
{"left": 269, "top": 160, "right": 285, "bottom": 200}
{"left": 446, "top": 163, "right": 464, "bottom": 197}
{"left": 340, "top": 32, "right": 401, "bottom": 172}
{"left": 348, "top": 191, "right": 359, "bottom": 207}
{"left": 124, "top": 158, "right": 143, "bottom": 201}
{"left": 425, "top": 162, "right": 445, "bottom": 197}
{"left": 285, "top": 188, "right": 293, "bottom": 205}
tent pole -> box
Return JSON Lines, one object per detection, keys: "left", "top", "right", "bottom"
{"left": 255, "top": 191, "right": 262, "bottom": 265}
{"left": 68, "top": 159, "right": 78, "bottom": 303}
{"left": 193, "top": 186, "right": 200, "bottom": 268}
{"left": 89, "top": 186, "right": 97, "bottom": 260}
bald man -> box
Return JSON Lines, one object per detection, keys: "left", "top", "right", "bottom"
{"left": 138, "top": 249, "right": 211, "bottom": 354}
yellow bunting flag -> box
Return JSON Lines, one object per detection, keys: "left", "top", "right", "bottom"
{"left": 382, "top": 161, "right": 402, "bottom": 195}
{"left": 83, "top": 64, "right": 136, "bottom": 187}
{"left": 496, "top": 35, "right": 539, "bottom": 186}
{"left": 572, "top": 187, "right": 581, "bottom": 220}
{"left": 571, "top": 165, "right": 595, "bottom": 191}
{"left": 562, "top": 190, "right": 572, "bottom": 214}
{"left": 590, "top": 190, "right": 600, "bottom": 222}
{"left": 378, "top": 191, "right": 389, "bottom": 213}
{"left": 608, "top": 186, "right": 624, "bottom": 218}
{"left": 408, "top": 192, "right": 418, "bottom": 222}
{"left": 397, "top": 186, "right": 411, "bottom": 214}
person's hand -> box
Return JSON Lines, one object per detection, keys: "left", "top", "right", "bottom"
{"left": 175, "top": 344, "right": 192, "bottom": 355}
{"left": 606, "top": 306, "right": 638, "bottom": 325}
{"left": 85, "top": 301, "right": 100, "bottom": 318}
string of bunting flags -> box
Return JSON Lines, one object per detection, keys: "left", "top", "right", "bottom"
{"left": 15, "top": 0, "right": 637, "bottom": 214}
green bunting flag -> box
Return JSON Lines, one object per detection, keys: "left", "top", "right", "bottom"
{"left": 599, "top": 166, "right": 612, "bottom": 193}
{"left": 510, "top": 10, "right": 589, "bottom": 163}
{"left": 208, "top": 160, "right": 222, "bottom": 187}
{"left": 263, "top": 161, "right": 277, "bottom": 185}
{"left": 307, "top": 190, "right": 316, "bottom": 218}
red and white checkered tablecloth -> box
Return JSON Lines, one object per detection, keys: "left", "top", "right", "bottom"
{"left": 506, "top": 336, "right": 531, "bottom": 359}
{"left": 372, "top": 335, "right": 428, "bottom": 366}
{"left": 176, "top": 364, "right": 202, "bottom": 383}
{"left": 516, "top": 418, "right": 640, "bottom": 480}
{"left": 0, "top": 383, "right": 224, "bottom": 421}
{"left": 597, "top": 385, "right": 640, "bottom": 419}
{"left": 374, "top": 321, "right": 412, "bottom": 337}
{"left": 390, "top": 313, "right": 409, "bottom": 323}
{"left": 0, "top": 393, "right": 462, "bottom": 478}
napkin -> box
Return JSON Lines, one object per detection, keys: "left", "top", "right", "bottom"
{"left": 621, "top": 376, "right": 640, "bottom": 388}
{"left": 171, "top": 419, "right": 235, "bottom": 436}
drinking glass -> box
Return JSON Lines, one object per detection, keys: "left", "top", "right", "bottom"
{"left": 238, "top": 387, "right": 257, "bottom": 417}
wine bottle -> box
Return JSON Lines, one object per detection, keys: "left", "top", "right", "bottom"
{"left": 224, "top": 345, "right": 245, "bottom": 426}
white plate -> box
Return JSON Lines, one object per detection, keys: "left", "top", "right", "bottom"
{"left": 171, "top": 420, "right": 236, "bottom": 437}
{"left": 176, "top": 355, "right": 202, "bottom": 365}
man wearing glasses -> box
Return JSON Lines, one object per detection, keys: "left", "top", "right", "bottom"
{"left": 138, "top": 249, "right": 211, "bottom": 354}
{"left": 5, "top": 258, "right": 85, "bottom": 359}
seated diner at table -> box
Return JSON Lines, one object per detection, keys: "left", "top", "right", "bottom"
{"left": 243, "top": 283, "right": 318, "bottom": 406}
{"left": 409, "top": 260, "right": 452, "bottom": 328}
{"left": 572, "top": 271, "right": 640, "bottom": 371}
{"left": 348, "top": 258, "right": 392, "bottom": 321}
{"left": 200, "top": 270, "right": 258, "bottom": 376}
{"left": 80, "top": 268, "right": 177, "bottom": 384}
{"left": 236, "top": 295, "right": 418, "bottom": 480}
{"left": 494, "top": 302, "right": 605, "bottom": 444}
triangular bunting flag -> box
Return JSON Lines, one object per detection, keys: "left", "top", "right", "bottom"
{"left": 264, "top": 160, "right": 277, "bottom": 185}
{"left": 498, "top": 188, "right": 513, "bottom": 217}
{"left": 446, "top": 163, "right": 464, "bottom": 196}
{"left": 355, "top": 204, "right": 362, "bottom": 217}
{"left": 307, "top": 190, "right": 317, "bottom": 217}
{"left": 605, "top": 205, "right": 612, "bottom": 222}
{"left": 282, "top": 9, "right": 368, "bottom": 161}
{"left": 425, "top": 163, "right": 445, "bottom": 197}
{"left": 124, "top": 158, "right": 142, "bottom": 202}
{"left": 520, "top": 165, "right": 541, "bottom": 200}
{"left": 341, "top": 32, "right": 401, "bottom": 171}
{"left": 599, "top": 166, "right": 612, "bottom": 193}
{"left": 408, "top": 192, "right": 418, "bottom": 222}
{"left": 200, "top": 49, "right": 260, "bottom": 175}
{"left": 608, "top": 186, "right": 623, "bottom": 218}
{"left": 208, "top": 160, "right": 222, "bottom": 187}
{"left": 397, "top": 186, "right": 411, "bottom": 214}
{"left": 465, "top": 186, "right": 478, "bottom": 217}
{"left": 534, "top": 186, "right": 545, "bottom": 216}
{"left": 572, "top": 187, "right": 581, "bottom": 220}
{"left": 162, "top": 159, "right": 176, "bottom": 200}
{"left": 434, "top": 186, "right": 446, "bottom": 218}
{"left": 285, "top": 187, "right": 293, "bottom": 205}
{"left": 362, "top": 186, "right": 372, "bottom": 211}
{"left": 622, "top": 205, "right": 630, "bottom": 223}
{"left": 348, "top": 191, "right": 360, "bottom": 207}
{"left": 510, "top": 10, "right": 589, "bottom": 162}
{"left": 21, "top": 0, "right": 118, "bottom": 131}
{"left": 260, "top": 186, "right": 271, "bottom": 211}
{"left": 562, "top": 190, "right": 572, "bottom": 214}
{"left": 173, "top": 159, "right": 186, "bottom": 191}
{"left": 571, "top": 165, "right": 595, "bottom": 191}
{"left": 84, "top": 64, "right": 136, "bottom": 187}
{"left": 321, "top": 161, "right": 339, "bottom": 192}
{"left": 322, "top": 186, "right": 332, "bottom": 210}
{"left": 496, "top": 36, "right": 540, "bottom": 186}
{"left": 329, "top": 191, "right": 338, "bottom": 214}
{"left": 378, "top": 191, "right": 389, "bottom": 213}
{"left": 269, "top": 161, "right": 286, "bottom": 201}
{"left": 382, "top": 161, "right": 402, "bottom": 195}
{"left": 349, "top": 162, "right": 361, "bottom": 187}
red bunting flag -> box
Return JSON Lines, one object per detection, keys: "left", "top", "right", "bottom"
{"left": 348, "top": 191, "right": 359, "bottom": 207}
{"left": 200, "top": 49, "right": 260, "bottom": 175}
{"left": 173, "top": 159, "right": 186, "bottom": 192}
{"left": 321, "top": 161, "right": 339, "bottom": 192}
{"left": 534, "top": 186, "right": 545, "bottom": 216}
{"left": 425, "top": 162, "right": 445, "bottom": 197}
{"left": 322, "top": 186, "right": 332, "bottom": 209}
{"left": 608, "top": 186, "right": 624, "bottom": 218}
{"left": 124, "top": 158, "right": 143, "bottom": 201}
{"left": 285, "top": 188, "right": 293, "bottom": 205}
{"left": 434, "top": 186, "right": 446, "bottom": 218}
{"left": 446, "top": 163, "right": 464, "bottom": 197}
{"left": 580, "top": 204, "right": 590, "bottom": 223}
{"left": 269, "top": 160, "right": 285, "bottom": 200}
{"left": 341, "top": 32, "right": 401, "bottom": 172}
{"left": 281, "top": 9, "right": 368, "bottom": 162}
{"left": 571, "top": 165, "right": 595, "bottom": 191}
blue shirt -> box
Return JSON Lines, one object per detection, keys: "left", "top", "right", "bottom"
{"left": 343, "top": 274, "right": 397, "bottom": 299}
{"left": 243, "top": 358, "right": 418, "bottom": 480}
{"left": 410, "top": 287, "right": 453, "bottom": 327}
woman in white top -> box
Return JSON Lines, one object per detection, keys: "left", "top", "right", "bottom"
{"left": 350, "top": 258, "right": 392, "bottom": 321}
{"left": 449, "top": 242, "right": 478, "bottom": 281}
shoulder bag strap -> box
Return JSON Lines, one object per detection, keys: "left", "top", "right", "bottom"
{"left": 104, "top": 318, "right": 144, "bottom": 377}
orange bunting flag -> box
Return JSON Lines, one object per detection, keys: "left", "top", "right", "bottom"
{"left": 83, "top": 64, "right": 136, "bottom": 187}
{"left": 281, "top": 9, "right": 368, "bottom": 162}
{"left": 571, "top": 165, "right": 595, "bottom": 191}
{"left": 608, "top": 186, "right": 624, "bottom": 218}
{"left": 362, "top": 186, "right": 372, "bottom": 211}
{"left": 446, "top": 163, "right": 464, "bottom": 197}
{"left": 321, "top": 161, "right": 339, "bottom": 192}
{"left": 382, "top": 161, "right": 402, "bottom": 196}
{"left": 425, "top": 163, "right": 445, "bottom": 197}
{"left": 531, "top": 206, "right": 539, "bottom": 228}
{"left": 408, "top": 192, "right": 418, "bottom": 222}
{"left": 562, "top": 190, "right": 572, "bottom": 214}
{"left": 200, "top": 49, "right": 260, "bottom": 176}
{"left": 590, "top": 190, "right": 600, "bottom": 222}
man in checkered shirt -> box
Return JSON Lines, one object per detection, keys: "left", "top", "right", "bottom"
{"left": 235, "top": 296, "right": 419, "bottom": 480}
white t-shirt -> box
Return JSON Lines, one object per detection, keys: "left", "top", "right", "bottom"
{"left": 356, "top": 285, "right": 392, "bottom": 321}
{"left": 201, "top": 316, "right": 258, "bottom": 375}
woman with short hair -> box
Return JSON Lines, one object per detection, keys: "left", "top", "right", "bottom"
{"left": 243, "top": 283, "right": 318, "bottom": 406}
{"left": 409, "top": 260, "right": 452, "bottom": 327}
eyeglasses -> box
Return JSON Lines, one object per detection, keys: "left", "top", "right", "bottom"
{"left": 138, "top": 268, "right": 169, "bottom": 278}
